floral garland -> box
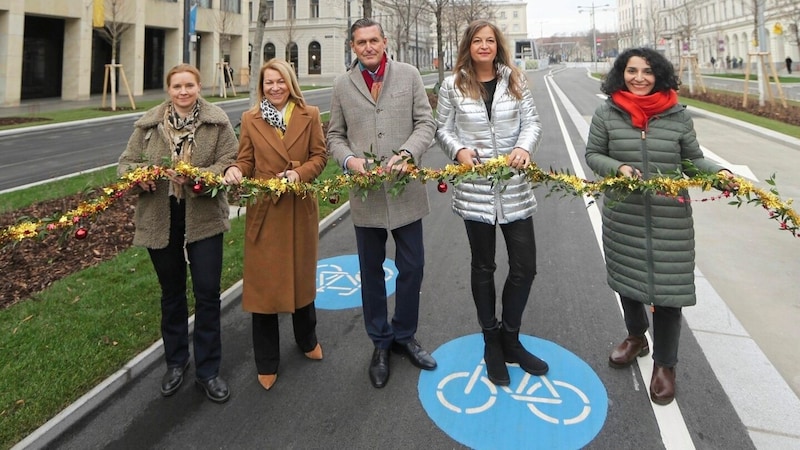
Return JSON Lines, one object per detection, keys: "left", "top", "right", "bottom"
{"left": 1, "top": 157, "right": 797, "bottom": 246}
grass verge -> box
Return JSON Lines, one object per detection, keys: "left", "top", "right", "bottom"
{"left": 679, "top": 96, "right": 800, "bottom": 139}
{"left": 0, "top": 160, "right": 347, "bottom": 449}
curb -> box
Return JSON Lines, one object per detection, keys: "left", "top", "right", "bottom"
{"left": 12, "top": 202, "right": 351, "bottom": 450}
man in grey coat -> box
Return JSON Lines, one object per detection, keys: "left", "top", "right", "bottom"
{"left": 327, "top": 18, "right": 437, "bottom": 389}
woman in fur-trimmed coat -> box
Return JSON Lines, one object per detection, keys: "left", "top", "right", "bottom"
{"left": 118, "top": 64, "right": 238, "bottom": 403}
{"left": 585, "top": 48, "right": 735, "bottom": 406}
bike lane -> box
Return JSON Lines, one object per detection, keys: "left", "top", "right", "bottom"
{"left": 45, "top": 76, "right": 756, "bottom": 450}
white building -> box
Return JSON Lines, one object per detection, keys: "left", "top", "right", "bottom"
{"left": 0, "top": 0, "right": 249, "bottom": 107}
{"left": 617, "top": 0, "right": 799, "bottom": 71}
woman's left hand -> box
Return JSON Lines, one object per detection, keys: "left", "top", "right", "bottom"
{"left": 165, "top": 169, "right": 188, "bottom": 185}
{"left": 717, "top": 169, "right": 739, "bottom": 192}
{"left": 278, "top": 169, "right": 300, "bottom": 183}
{"left": 508, "top": 148, "right": 530, "bottom": 169}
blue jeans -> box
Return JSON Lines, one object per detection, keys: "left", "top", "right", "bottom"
{"left": 464, "top": 217, "right": 536, "bottom": 331}
{"left": 148, "top": 197, "right": 224, "bottom": 381}
{"left": 620, "top": 296, "right": 682, "bottom": 368}
{"left": 354, "top": 220, "right": 425, "bottom": 349}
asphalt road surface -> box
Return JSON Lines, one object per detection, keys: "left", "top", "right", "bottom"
{"left": 9, "top": 67, "right": 799, "bottom": 449}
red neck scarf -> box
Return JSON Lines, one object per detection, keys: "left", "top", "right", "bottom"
{"left": 360, "top": 54, "right": 387, "bottom": 101}
{"left": 611, "top": 89, "right": 678, "bottom": 130}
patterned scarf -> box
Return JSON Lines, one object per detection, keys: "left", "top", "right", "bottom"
{"left": 611, "top": 89, "right": 678, "bottom": 130}
{"left": 360, "top": 54, "right": 387, "bottom": 101}
{"left": 163, "top": 101, "right": 200, "bottom": 199}
{"left": 260, "top": 98, "right": 286, "bottom": 133}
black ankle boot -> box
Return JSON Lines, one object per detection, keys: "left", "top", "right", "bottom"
{"left": 501, "top": 326, "right": 548, "bottom": 376}
{"left": 482, "top": 325, "right": 510, "bottom": 386}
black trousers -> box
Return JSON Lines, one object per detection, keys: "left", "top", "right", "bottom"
{"left": 148, "top": 197, "right": 223, "bottom": 381}
{"left": 464, "top": 217, "right": 536, "bottom": 331}
{"left": 354, "top": 220, "right": 425, "bottom": 349}
{"left": 252, "top": 302, "right": 318, "bottom": 375}
{"left": 620, "top": 296, "right": 682, "bottom": 368}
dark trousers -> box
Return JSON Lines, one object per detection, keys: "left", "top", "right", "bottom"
{"left": 148, "top": 197, "right": 223, "bottom": 381}
{"left": 464, "top": 217, "right": 536, "bottom": 331}
{"left": 354, "top": 220, "right": 424, "bottom": 349}
{"left": 252, "top": 302, "right": 318, "bottom": 375}
{"left": 620, "top": 296, "right": 682, "bottom": 368}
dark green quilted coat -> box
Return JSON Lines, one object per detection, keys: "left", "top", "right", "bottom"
{"left": 585, "top": 99, "right": 724, "bottom": 307}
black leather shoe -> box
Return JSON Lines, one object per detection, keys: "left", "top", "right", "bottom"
{"left": 391, "top": 339, "right": 437, "bottom": 370}
{"left": 195, "top": 376, "right": 230, "bottom": 403}
{"left": 368, "top": 348, "right": 390, "bottom": 388}
{"left": 160, "top": 361, "right": 190, "bottom": 397}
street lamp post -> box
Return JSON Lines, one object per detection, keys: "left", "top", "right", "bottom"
{"left": 578, "top": 1, "right": 609, "bottom": 70}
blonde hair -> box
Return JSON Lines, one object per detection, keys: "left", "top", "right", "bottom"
{"left": 249, "top": 59, "right": 306, "bottom": 113}
{"left": 453, "top": 20, "right": 524, "bottom": 100}
{"left": 165, "top": 63, "right": 202, "bottom": 89}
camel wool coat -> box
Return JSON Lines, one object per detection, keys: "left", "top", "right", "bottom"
{"left": 233, "top": 103, "right": 328, "bottom": 314}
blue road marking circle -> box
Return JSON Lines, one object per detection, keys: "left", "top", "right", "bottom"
{"left": 418, "top": 334, "right": 608, "bottom": 449}
{"left": 315, "top": 255, "right": 397, "bottom": 310}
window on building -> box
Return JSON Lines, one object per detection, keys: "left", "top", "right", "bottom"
{"left": 308, "top": 41, "right": 321, "bottom": 74}
{"left": 221, "top": 0, "right": 241, "bottom": 13}
{"left": 266, "top": 0, "right": 274, "bottom": 21}
{"left": 264, "top": 42, "right": 276, "bottom": 61}
{"left": 513, "top": 11, "right": 518, "bottom": 18}
{"left": 310, "top": 0, "right": 319, "bottom": 18}
{"left": 500, "top": 11, "right": 506, "bottom": 19}
{"left": 286, "top": 42, "right": 299, "bottom": 74}
{"left": 198, "top": 0, "right": 211, "bottom": 8}
{"left": 288, "top": 0, "right": 296, "bottom": 19}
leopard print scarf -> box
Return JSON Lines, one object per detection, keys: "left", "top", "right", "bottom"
{"left": 259, "top": 98, "right": 286, "bottom": 134}
{"left": 163, "top": 101, "right": 200, "bottom": 199}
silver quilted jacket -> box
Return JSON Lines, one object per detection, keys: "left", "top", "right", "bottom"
{"left": 436, "top": 64, "right": 542, "bottom": 224}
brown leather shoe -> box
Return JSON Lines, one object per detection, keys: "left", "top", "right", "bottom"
{"left": 608, "top": 335, "right": 650, "bottom": 368}
{"left": 304, "top": 343, "right": 323, "bottom": 360}
{"left": 650, "top": 364, "right": 676, "bottom": 405}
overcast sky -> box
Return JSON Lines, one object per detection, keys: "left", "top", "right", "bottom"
{"left": 527, "top": 0, "right": 618, "bottom": 38}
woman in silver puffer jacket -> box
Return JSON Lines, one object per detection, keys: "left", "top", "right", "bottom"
{"left": 436, "top": 19, "right": 545, "bottom": 387}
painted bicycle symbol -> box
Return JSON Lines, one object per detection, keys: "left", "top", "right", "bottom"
{"left": 436, "top": 359, "right": 591, "bottom": 425}
{"left": 315, "top": 256, "right": 398, "bottom": 310}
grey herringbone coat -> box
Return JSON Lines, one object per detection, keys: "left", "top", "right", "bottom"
{"left": 327, "top": 58, "right": 436, "bottom": 230}
{"left": 585, "top": 98, "right": 724, "bottom": 308}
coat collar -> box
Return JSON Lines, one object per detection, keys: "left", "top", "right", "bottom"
{"left": 246, "top": 103, "right": 313, "bottom": 164}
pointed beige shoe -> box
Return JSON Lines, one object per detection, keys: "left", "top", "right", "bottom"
{"left": 258, "top": 374, "right": 277, "bottom": 391}
{"left": 304, "top": 343, "right": 323, "bottom": 360}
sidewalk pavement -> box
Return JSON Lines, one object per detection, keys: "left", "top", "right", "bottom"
{"left": 0, "top": 87, "right": 247, "bottom": 118}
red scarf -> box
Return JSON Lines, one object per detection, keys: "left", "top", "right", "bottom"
{"left": 611, "top": 90, "right": 678, "bottom": 130}
{"left": 360, "top": 54, "right": 387, "bottom": 101}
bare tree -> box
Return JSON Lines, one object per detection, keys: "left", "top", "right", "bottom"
{"left": 452, "top": 0, "right": 495, "bottom": 26}
{"left": 94, "top": 0, "right": 133, "bottom": 110}
{"left": 363, "top": 0, "right": 372, "bottom": 18}
{"left": 422, "top": 0, "right": 450, "bottom": 83}
{"left": 282, "top": 0, "right": 299, "bottom": 73}
{"left": 250, "top": 0, "right": 270, "bottom": 106}
{"left": 378, "top": 0, "right": 425, "bottom": 63}
{"left": 645, "top": 1, "right": 664, "bottom": 49}
{"left": 666, "top": 0, "right": 699, "bottom": 53}
{"left": 214, "top": 5, "right": 237, "bottom": 96}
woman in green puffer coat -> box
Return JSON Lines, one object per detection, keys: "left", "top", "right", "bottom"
{"left": 585, "top": 48, "right": 735, "bottom": 406}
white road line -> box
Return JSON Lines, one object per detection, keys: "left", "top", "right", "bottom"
{"left": 544, "top": 73, "right": 696, "bottom": 450}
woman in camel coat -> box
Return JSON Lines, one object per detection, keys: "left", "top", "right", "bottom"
{"left": 224, "top": 59, "right": 327, "bottom": 391}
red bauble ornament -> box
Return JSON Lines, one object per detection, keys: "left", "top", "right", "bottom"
{"left": 192, "top": 183, "right": 204, "bottom": 194}
{"left": 437, "top": 181, "right": 448, "bottom": 193}
{"left": 329, "top": 193, "right": 340, "bottom": 204}
{"left": 74, "top": 227, "right": 88, "bottom": 240}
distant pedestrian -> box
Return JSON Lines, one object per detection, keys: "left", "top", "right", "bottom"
{"left": 786, "top": 56, "right": 793, "bottom": 75}
{"left": 725, "top": 55, "right": 731, "bottom": 69}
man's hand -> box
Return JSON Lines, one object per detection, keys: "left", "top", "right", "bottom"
{"left": 346, "top": 156, "right": 369, "bottom": 174}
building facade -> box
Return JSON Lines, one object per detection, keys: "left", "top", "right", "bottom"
{"left": 617, "top": 0, "right": 799, "bottom": 71}
{"left": 0, "top": 0, "right": 249, "bottom": 107}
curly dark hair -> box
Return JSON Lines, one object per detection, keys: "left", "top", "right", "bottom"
{"left": 601, "top": 47, "right": 680, "bottom": 95}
